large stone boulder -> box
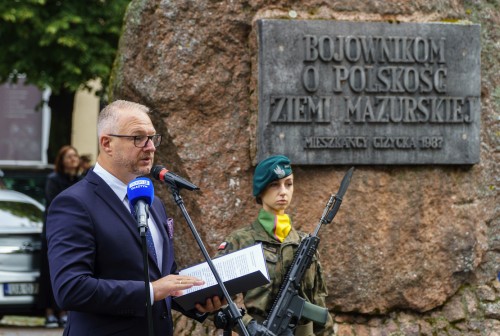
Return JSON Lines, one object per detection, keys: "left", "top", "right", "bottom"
{"left": 111, "top": 0, "right": 499, "bottom": 333}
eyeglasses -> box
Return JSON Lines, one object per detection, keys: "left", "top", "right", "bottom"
{"left": 107, "top": 134, "right": 162, "bottom": 148}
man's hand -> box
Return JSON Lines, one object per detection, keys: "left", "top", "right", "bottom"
{"left": 195, "top": 296, "right": 227, "bottom": 314}
{"left": 152, "top": 275, "right": 204, "bottom": 301}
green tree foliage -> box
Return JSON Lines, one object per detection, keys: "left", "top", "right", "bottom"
{"left": 0, "top": 0, "right": 131, "bottom": 95}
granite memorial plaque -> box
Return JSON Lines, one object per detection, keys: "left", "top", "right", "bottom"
{"left": 257, "top": 20, "right": 481, "bottom": 165}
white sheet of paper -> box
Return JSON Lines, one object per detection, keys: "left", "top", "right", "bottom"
{"left": 178, "top": 243, "right": 269, "bottom": 295}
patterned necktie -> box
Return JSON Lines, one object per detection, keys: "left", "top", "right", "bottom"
{"left": 125, "top": 195, "right": 157, "bottom": 264}
{"left": 145, "top": 227, "right": 158, "bottom": 264}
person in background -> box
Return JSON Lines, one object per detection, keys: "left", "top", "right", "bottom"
{"left": 0, "top": 169, "right": 5, "bottom": 188}
{"left": 40, "top": 145, "right": 82, "bottom": 328}
{"left": 215, "top": 155, "right": 335, "bottom": 336}
{"left": 46, "top": 100, "right": 223, "bottom": 336}
{"left": 79, "top": 154, "right": 93, "bottom": 176}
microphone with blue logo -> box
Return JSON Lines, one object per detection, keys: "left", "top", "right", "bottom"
{"left": 127, "top": 176, "right": 155, "bottom": 336}
{"left": 127, "top": 177, "right": 154, "bottom": 230}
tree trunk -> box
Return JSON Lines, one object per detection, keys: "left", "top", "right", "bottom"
{"left": 47, "top": 88, "right": 75, "bottom": 163}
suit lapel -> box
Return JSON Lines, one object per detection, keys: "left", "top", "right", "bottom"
{"left": 86, "top": 171, "right": 161, "bottom": 274}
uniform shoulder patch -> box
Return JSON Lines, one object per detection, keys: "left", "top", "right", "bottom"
{"left": 218, "top": 241, "right": 228, "bottom": 250}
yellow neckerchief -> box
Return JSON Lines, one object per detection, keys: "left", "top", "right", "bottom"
{"left": 258, "top": 208, "right": 292, "bottom": 242}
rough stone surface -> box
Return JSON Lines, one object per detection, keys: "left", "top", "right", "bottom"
{"left": 111, "top": 0, "right": 499, "bottom": 334}
{"left": 441, "top": 295, "right": 466, "bottom": 323}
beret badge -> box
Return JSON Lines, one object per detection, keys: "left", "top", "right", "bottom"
{"left": 273, "top": 165, "right": 286, "bottom": 178}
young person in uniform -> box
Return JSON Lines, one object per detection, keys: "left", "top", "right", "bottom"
{"left": 215, "top": 155, "right": 335, "bottom": 336}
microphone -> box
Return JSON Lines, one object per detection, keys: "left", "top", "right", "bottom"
{"left": 127, "top": 177, "right": 154, "bottom": 227}
{"left": 150, "top": 165, "right": 199, "bottom": 191}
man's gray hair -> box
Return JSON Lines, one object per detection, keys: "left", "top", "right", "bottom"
{"left": 97, "top": 100, "right": 150, "bottom": 137}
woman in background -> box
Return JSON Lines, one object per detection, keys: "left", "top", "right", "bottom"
{"left": 39, "top": 145, "right": 82, "bottom": 328}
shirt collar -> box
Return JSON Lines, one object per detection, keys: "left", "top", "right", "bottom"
{"left": 92, "top": 162, "right": 128, "bottom": 202}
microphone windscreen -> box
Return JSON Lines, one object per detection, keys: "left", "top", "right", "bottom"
{"left": 150, "top": 165, "right": 165, "bottom": 181}
{"left": 127, "top": 177, "right": 154, "bottom": 207}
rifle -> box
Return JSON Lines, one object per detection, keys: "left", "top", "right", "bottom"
{"left": 254, "top": 167, "right": 354, "bottom": 336}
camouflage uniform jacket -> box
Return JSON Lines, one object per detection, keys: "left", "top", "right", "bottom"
{"left": 215, "top": 217, "right": 335, "bottom": 336}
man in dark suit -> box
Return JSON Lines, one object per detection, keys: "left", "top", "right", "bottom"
{"left": 46, "top": 100, "right": 222, "bottom": 335}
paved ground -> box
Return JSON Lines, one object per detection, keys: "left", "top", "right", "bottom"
{"left": 0, "top": 328, "right": 63, "bottom": 336}
{"left": 0, "top": 316, "right": 63, "bottom": 336}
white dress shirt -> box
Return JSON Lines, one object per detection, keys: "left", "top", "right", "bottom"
{"left": 92, "top": 162, "right": 164, "bottom": 270}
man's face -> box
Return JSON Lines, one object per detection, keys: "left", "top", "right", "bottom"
{"left": 260, "top": 174, "right": 294, "bottom": 215}
{"left": 106, "top": 109, "right": 157, "bottom": 182}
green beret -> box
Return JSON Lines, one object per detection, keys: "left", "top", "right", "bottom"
{"left": 253, "top": 155, "right": 293, "bottom": 197}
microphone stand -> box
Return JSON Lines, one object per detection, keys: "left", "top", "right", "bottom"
{"left": 167, "top": 184, "right": 250, "bottom": 336}
{"left": 138, "top": 208, "right": 155, "bottom": 336}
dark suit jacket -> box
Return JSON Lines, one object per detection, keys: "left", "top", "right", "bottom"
{"left": 46, "top": 170, "right": 203, "bottom": 335}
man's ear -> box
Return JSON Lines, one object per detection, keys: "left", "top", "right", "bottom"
{"left": 100, "top": 136, "right": 112, "bottom": 155}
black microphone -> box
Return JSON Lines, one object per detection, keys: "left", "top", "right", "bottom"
{"left": 150, "top": 165, "right": 199, "bottom": 191}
